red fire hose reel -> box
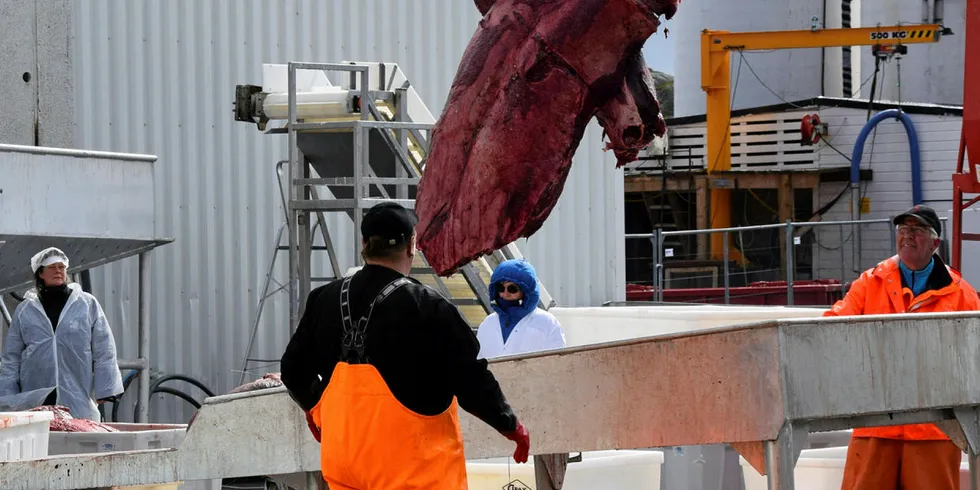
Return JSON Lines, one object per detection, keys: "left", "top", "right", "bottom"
{"left": 800, "top": 113, "right": 826, "bottom": 146}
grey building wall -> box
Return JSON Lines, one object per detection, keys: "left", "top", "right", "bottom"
{"left": 65, "top": 0, "right": 628, "bottom": 423}
{"left": 0, "top": 0, "right": 73, "bottom": 148}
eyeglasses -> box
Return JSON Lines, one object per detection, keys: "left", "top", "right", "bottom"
{"left": 896, "top": 225, "right": 932, "bottom": 237}
{"left": 496, "top": 283, "right": 521, "bottom": 294}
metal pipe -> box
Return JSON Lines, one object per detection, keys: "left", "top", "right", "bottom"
{"left": 765, "top": 438, "right": 795, "bottom": 490}
{"left": 839, "top": 224, "right": 846, "bottom": 287}
{"left": 723, "top": 232, "right": 730, "bottom": 304}
{"left": 890, "top": 219, "right": 898, "bottom": 257}
{"left": 785, "top": 220, "right": 795, "bottom": 306}
{"left": 0, "top": 143, "right": 158, "bottom": 162}
{"left": 298, "top": 150, "right": 312, "bottom": 317}
{"left": 650, "top": 235, "right": 659, "bottom": 298}
{"left": 656, "top": 229, "right": 665, "bottom": 302}
{"left": 625, "top": 218, "right": 900, "bottom": 240}
{"left": 117, "top": 358, "right": 148, "bottom": 370}
{"left": 851, "top": 185, "right": 862, "bottom": 274}
{"left": 306, "top": 471, "right": 320, "bottom": 490}
{"left": 0, "top": 298, "right": 11, "bottom": 326}
{"left": 353, "top": 122, "right": 364, "bottom": 266}
{"left": 291, "top": 120, "right": 432, "bottom": 131}
{"left": 137, "top": 252, "right": 150, "bottom": 424}
{"left": 287, "top": 63, "right": 301, "bottom": 334}
{"left": 791, "top": 218, "right": 893, "bottom": 227}
{"left": 970, "top": 452, "right": 980, "bottom": 490}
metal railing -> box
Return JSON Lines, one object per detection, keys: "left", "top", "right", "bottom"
{"left": 626, "top": 216, "right": 950, "bottom": 305}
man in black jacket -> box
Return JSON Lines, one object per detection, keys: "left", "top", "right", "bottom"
{"left": 281, "top": 201, "right": 530, "bottom": 490}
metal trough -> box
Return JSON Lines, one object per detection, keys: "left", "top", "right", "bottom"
{"left": 2, "top": 312, "right": 979, "bottom": 490}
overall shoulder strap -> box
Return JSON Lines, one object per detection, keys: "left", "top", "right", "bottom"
{"left": 340, "top": 277, "right": 413, "bottom": 363}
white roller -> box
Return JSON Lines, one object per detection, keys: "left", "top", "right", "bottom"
{"left": 261, "top": 86, "right": 353, "bottom": 120}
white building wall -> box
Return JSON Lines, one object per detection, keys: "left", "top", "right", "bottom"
{"left": 858, "top": 0, "right": 965, "bottom": 106}
{"left": 671, "top": 0, "right": 964, "bottom": 118}
{"left": 812, "top": 106, "right": 962, "bottom": 280}
{"left": 671, "top": 0, "right": 826, "bottom": 117}
{"left": 71, "top": 0, "right": 626, "bottom": 423}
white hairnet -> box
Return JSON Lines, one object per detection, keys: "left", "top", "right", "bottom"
{"left": 30, "top": 247, "right": 69, "bottom": 272}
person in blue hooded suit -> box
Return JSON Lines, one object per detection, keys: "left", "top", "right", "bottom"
{"left": 476, "top": 259, "right": 565, "bottom": 359}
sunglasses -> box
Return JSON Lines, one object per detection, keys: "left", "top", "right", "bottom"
{"left": 496, "top": 283, "right": 521, "bottom": 294}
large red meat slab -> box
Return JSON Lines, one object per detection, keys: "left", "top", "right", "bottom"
{"left": 415, "top": 0, "right": 678, "bottom": 276}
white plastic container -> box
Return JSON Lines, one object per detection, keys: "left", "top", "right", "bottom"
{"left": 47, "top": 423, "right": 186, "bottom": 455}
{"left": 741, "top": 447, "right": 847, "bottom": 490}
{"left": 46, "top": 423, "right": 219, "bottom": 490}
{"left": 0, "top": 410, "right": 55, "bottom": 462}
{"left": 467, "top": 450, "right": 664, "bottom": 490}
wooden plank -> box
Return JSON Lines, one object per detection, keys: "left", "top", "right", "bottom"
{"left": 628, "top": 173, "right": 820, "bottom": 191}
{"left": 732, "top": 134, "right": 809, "bottom": 144}
{"left": 625, "top": 176, "right": 695, "bottom": 193}
{"left": 707, "top": 172, "right": 819, "bottom": 189}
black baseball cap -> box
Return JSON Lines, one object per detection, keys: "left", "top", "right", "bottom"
{"left": 361, "top": 202, "right": 418, "bottom": 246}
{"left": 893, "top": 204, "right": 941, "bottom": 236}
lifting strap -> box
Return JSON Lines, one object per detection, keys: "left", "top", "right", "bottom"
{"left": 339, "top": 276, "right": 413, "bottom": 364}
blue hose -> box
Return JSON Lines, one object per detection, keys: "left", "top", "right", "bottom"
{"left": 850, "top": 109, "right": 922, "bottom": 205}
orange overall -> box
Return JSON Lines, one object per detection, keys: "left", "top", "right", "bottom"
{"left": 825, "top": 255, "right": 980, "bottom": 490}
{"left": 309, "top": 363, "right": 468, "bottom": 490}
{"left": 307, "top": 276, "right": 469, "bottom": 490}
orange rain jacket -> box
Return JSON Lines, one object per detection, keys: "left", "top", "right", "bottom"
{"left": 824, "top": 254, "right": 980, "bottom": 440}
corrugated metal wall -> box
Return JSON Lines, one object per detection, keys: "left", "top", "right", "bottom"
{"left": 72, "top": 0, "right": 625, "bottom": 423}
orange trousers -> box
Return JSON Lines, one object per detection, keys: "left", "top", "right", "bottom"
{"left": 841, "top": 437, "right": 962, "bottom": 490}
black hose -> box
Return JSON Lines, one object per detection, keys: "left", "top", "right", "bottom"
{"left": 152, "top": 387, "right": 202, "bottom": 409}
{"left": 151, "top": 374, "right": 216, "bottom": 398}
{"left": 79, "top": 270, "right": 93, "bottom": 293}
{"left": 10, "top": 292, "right": 24, "bottom": 302}
{"left": 114, "top": 372, "right": 214, "bottom": 422}
{"left": 134, "top": 387, "right": 202, "bottom": 422}
{"left": 109, "top": 370, "right": 140, "bottom": 422}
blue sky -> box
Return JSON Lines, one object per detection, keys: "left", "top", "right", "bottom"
{"left": 642, "top": 33, "right": 676, "bottom": 75}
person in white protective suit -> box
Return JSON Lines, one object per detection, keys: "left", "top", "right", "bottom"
{"left": 0, "top": 247, "right": 124, "bottom": 421}
{"left": 476, "top": 259, "right": 569, "bottom": 481}
{"left": 476, "top": 259, "right": 566, "bottom": 359}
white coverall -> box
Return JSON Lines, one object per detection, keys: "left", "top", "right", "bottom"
{"left": 476, "top": 308, "right": 566, "bottom": 359}
{"left": 0, "top": 283, "right": 124, "bottom": 421}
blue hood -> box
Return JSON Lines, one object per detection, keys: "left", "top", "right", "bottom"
{"left": 489, "top": 259, "right": 540, "bottom": 341}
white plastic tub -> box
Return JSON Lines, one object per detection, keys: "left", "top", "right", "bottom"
{"left": 47, "top": 422, "right": 186, "bottom": 454}
{"left": 741, "top": 447, "right": 847, "bottom": 490}
{"left": 46, "top": 423, "right": 219, "bottom": 490}
{"left": 0, "top": 411, "right": 55, "bottom": 462}
{"left": 467, "top": 450, "right": 664, "bottom": 490}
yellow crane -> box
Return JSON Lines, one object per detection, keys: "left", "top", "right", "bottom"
{"left": 701, "top": 23, "right": 950, "bottom": 259}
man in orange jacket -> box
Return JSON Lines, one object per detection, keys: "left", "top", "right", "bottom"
{"left": 825, "top": 205, "right": 980, "bottom": 490}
